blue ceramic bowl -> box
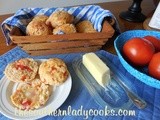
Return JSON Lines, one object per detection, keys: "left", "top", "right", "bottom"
{"left": 114, "top": 30, "right": 160, "bottom": 89}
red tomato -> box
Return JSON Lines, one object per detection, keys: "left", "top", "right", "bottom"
{"left": 15, "top": 64, "right": 33, "bottom": 72}
{"left": 148, "top": 52, "right": 160, "bottom": 80}
{"left": 21, "top": 99, "right": 32, "bottom": 107}
{"left": 123, "top": 37, "right": 155, "bottom": 66}
{"left": 143, "top": 36, "right": 160, "bottom": 52}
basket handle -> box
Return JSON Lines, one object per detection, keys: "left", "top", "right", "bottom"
{"left": 4, "top": 24, "right": 24, "bottom": 36}
{"left": 105, "top": 17, "right": 115, "bottom": 26}
{"left": 4, "top": 24, "right": 12, "bottom": 32}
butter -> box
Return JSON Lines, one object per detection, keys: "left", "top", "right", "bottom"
{"left": 82, "top": 53, "right": 111, "bottom": 88}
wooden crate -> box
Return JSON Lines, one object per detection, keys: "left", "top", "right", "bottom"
{"left": 7, "top": 20, "right": 115, "bottom": 56}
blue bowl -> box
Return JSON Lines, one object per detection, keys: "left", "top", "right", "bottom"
{"left": 114, "top": 30, "right": 160, "bottom": 89}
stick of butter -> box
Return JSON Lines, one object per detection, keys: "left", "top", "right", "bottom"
{"left": 82, "top": 53, "right": 111, "bottom": 88}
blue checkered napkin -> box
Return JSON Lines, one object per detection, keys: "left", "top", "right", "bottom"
{"left": 1, "top": 5, "right": 117, "bottom": 45}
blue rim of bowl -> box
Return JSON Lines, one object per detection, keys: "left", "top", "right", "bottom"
{"left": 114, "top": 30, "right": 160, "bottom": 89}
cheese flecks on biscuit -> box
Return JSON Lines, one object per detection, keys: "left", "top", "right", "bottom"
{"left": 4, "top": 58, "right": 38, "bottom": 82}
{"left": 26, "top": 20, "right": 52, "bottom": 36}
{"left": 39, "top": 58, "right": 69, "bottom": 86}
{"left": 32, "top": 15, "right": 49, "bottom": 22}
{"left": 76, "top": 20, "right": 97, "bottom": 33}
{"left": 53, "top": 24, "right": 76, "bottom": 34}
{"left": 10, "top": 78, "right": 50, "bottom": 110}
{"left": 46, "top": 11, "right": 74, "bottom": 28}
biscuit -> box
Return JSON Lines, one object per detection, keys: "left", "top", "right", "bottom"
{"left": 53, "top": 24, "right": 76, "bottom": 34}
{"left": 4, "top": 58, "right": 38, "bottom": 82}
{"left": 10, "top": 78, "right": 51, "bottom": 110}
{"left": 46, "top": 10, "right": 74, "bottom": 28}
{"left": 26, "top": 20, "right": 52, "bottom": 36}
{"left": 39, "top": 58, "right": 69, "bottom": 86}
{"left": 76, "top": 20, "right": 97, "bottom": 33}
{"left": 32, "top": 15, "right": 49, "bottom": 22}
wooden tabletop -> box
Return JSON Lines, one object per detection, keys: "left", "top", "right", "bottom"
{"left": 0, "top": 0, "right": 155, "bottom": 55}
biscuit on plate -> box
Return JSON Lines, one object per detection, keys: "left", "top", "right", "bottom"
{"left": 4, "top": 58, "right": 38, "bottom": 82}
{"left": 32, "top": 15, "right": 49, "bottom": 22}
{"left": 46, "top": 10, "right": 74, "bottom": 28}
{"left": 53, "top": 24, "right": 76, "bottom": 34}
{"left": 39, "top": 58, "right": 69, "bottom": 86}
{"left": 10, "top": 78, "right": 51, "bottom": 110}
{"left": 26, "top": 20, "right": 52, "bottom": 36}
{"left": 76, "top": 20, "right": 97, "bottom": 33}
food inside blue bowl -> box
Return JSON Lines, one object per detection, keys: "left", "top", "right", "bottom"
{"left": 114, "top": 30, "right": 160, "bottom": 89}
{"left": 122, "top": 37, "right": 155, "bottom": 67}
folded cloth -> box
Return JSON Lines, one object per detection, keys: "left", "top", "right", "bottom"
{"left": 1, "top": 5, "right": 119, "bottom": 45}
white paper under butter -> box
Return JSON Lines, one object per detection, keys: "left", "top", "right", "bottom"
{"left": 82, "top": 53, "right": 111, "bottom": 88}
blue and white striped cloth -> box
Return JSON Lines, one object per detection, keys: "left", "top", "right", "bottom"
{"left": 1, "top": 5, "right": 118, "bottom": 45}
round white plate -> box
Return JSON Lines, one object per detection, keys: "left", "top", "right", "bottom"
{"left": 0, "top": 59, "right": 72, "bottom": 120}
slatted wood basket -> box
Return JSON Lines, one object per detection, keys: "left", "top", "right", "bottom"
{"left": 6, "top": 19, "right": 115, "bottom": 56}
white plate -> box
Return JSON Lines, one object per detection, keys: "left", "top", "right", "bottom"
{"left": 0, "top": 59, "right": 72, "bottom": 120}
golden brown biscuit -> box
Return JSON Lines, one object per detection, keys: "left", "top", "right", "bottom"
{"left": 46, "top": 10, "right": 74, "bottom": 28}
{"left": 4, "top": 58, "right": 38, "bottom": 82}
{"left": 39, "top": 58, "right": 69, "bottom": 86}
{"left": 32, "top": 15, "right": 49, "bottom": 22}
{"left": 53, "top": 24, "right": 76, "bottom": 34}
{"left": 26, "top": 20, "right": 52, "bottom": 36}
{"left": 10, "top": 78, "right": 51, "bottom": 110}
{"left": 76, "top": 20, "right": 97, "bottom": 33}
